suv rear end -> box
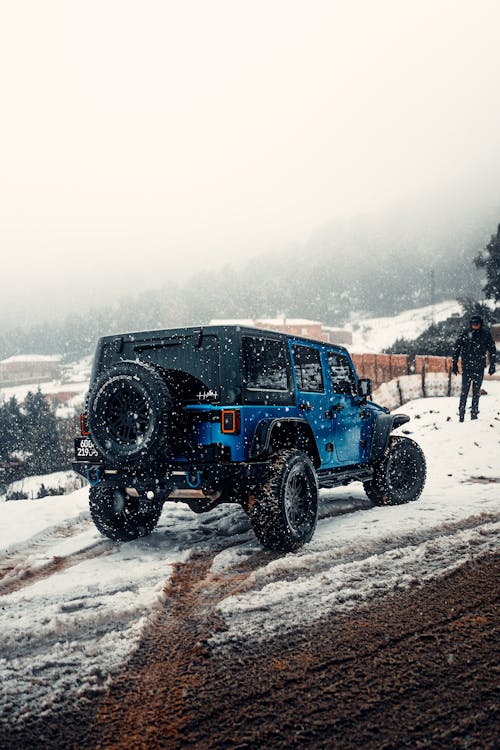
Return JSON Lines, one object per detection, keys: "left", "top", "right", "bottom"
{"left": 74, "top": 325, "right": 426, "bottom": 551}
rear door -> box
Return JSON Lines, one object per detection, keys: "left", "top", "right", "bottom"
{"left": 291, "top": 343, "right": 334, "bottom": 468}
{"left": 326, "top": 351, "right": 364, "bottom": 464}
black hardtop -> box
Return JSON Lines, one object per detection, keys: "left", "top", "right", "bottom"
{"left": 96, "top": 324, "right": 350, "bottom": 355}
{"left": 91, "top": 324, "right": 352, "bottom": 401}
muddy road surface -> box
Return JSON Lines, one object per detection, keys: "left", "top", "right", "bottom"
{"left": 2, "top": 550, "right": 498, "bottom": 750}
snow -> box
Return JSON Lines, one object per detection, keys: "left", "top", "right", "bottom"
{"left": 0, "top": 470, "right": 86, "bottom": 502}
{"left": 0, "top": 354, "right": 62, "bottom": 363}
{"left": 0, "top": 379, "right": 89, "bottom": 405}
{"left": 349, "top": 299, "right": 462, "bottom": 352}
{"left": 0, "top": 381, "right": 499, "bottom": 725}
{"left": 0, "top": 488, "right": 90, "bottom": 552}
{"left": 0, "top": 355, "right": 91, "bottom": 405}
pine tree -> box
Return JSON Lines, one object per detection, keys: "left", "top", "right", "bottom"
{"left": 3, "top": 396, "right": 24, "bottom": 455}
{"left": 24, "top": 390, "right": 64, "bottom": 475}
{"left": 0, "top": 396, "right": 25, "bottom": 487}
{"left": 475, "top": 223, "right": 500, "bottom": 303}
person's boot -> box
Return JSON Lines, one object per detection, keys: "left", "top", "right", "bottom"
{"left": 459, "top": 411, "right": 465, "bottom": 422}
{"left": 471, "top": 413, "right": 478, "bottom": 420}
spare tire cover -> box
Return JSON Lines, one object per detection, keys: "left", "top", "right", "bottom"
{"left": 87, "top": 360, "right": 173, "bottom": 467}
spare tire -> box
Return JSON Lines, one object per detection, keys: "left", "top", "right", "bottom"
{"left": 87, "top": 360, "right": 174, "bottom": 468}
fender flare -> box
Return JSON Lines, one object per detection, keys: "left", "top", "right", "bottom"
{"left": 369, "top": 413, "right": 410, "bottom": 463}
{"left": 249, "top": 417, "right": 320, "bottom": 465}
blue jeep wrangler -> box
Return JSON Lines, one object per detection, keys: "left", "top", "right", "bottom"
{"left": 73, "top": 325, "right": 426, "bottom": 551}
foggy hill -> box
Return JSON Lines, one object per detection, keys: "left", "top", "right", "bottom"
{"left": 0, "top": 203, "right": 496, "bottom": 361}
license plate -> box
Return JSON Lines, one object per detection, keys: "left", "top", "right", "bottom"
{"left": 74, "top": 437, "right": 100, "bottom": 462}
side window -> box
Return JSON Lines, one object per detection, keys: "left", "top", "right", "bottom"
{"left": 328, "top": 352, "right": 356, "bottom": 395}
{"left": 242, "top": 337, "right": 289, "bottom": 391}
{"left": 293, "top": 345, "right": 325, "bottom": 392}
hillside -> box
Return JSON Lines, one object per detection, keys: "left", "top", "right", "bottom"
{"left": 348, "top": 299, "right": 462, "bottom": 353}
{"left": 1, "top": 197, "right": 494, "bottom": 362}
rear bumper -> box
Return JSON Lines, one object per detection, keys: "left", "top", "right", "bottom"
{"left": 71, "top": 459, "right": 268, "bottom": 498}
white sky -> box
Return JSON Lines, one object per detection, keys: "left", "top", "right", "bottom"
{"left": 1, "top": 0, "right": 500, "bottom": 324}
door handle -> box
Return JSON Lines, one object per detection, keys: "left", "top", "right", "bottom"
{"left": 299, "top": 401, "right": 314, "bottom": 412}
{"left": 325, "top": 404, "right": 344, "bottom": 418}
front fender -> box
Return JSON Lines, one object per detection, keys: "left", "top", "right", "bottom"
{"left": 369, "top": 413, "right": 410, "bottom": 463}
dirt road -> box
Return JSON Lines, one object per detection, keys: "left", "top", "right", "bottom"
{"left": 2, "top": 551, "right": 498, "bottom": 750}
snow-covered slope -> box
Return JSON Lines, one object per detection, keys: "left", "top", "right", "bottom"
{"left": 1, "top": 382, "right": 499, "bottom": 725}
{"left": 349, "top": 299, "right": 462, "bottom": 352}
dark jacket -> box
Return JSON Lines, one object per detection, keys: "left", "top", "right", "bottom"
{"left": 452, "top": 319, "right": 496, "bottom": 375}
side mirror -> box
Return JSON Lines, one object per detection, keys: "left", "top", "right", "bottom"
{"left": 357, "top": 378, "right": 372, "bottom": 399}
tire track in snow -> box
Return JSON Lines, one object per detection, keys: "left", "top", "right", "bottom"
{"left": 0, "top": 514, "right": 92, "bottom": 561}
{"left": 89, "top": 546, "right": 272, "bottom": 749}
{"left": 0, "top": 538, "right": 115, "bottom": 596}
{"left": 212, "top": 517, "right": 500, "bottom": 647}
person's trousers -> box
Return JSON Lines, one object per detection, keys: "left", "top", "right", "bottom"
{"left": 459, "top": 371, "right": 483, "bottom": 418}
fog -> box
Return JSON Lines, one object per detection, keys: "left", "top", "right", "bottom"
{"left": 1, "top": 0, "right": 500, "bottom": 328}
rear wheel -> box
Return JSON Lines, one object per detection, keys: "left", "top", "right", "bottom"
{"left": 247, "top": 449, "right": 318, "bottom": 552}
{"left": 364, "top": 436, "right": 426, "bottom": 506}
{"left": 89, "top": 485, "right": 162, "bottom": 541}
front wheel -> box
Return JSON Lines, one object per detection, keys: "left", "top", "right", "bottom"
{"left": 89, "top": 485, "right": 162, "bottom": 541}
{"left": 247, "top": 449, "right": 318, "bottom": 552}
{"left": 364, "top": 436, "right": 426, "bottom": 506}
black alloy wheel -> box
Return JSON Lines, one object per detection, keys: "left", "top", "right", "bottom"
{"left": 248, "top": 449, "right": 318, "bottom": 552}
{"left": 367, "top": 436, "right": 426, "bottom": 506}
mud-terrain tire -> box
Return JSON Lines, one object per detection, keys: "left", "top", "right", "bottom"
{"left": 87, "top": 360, "right": 174, "bottom": 468}
{"left": 364, "top": 436, "right": 426, "bottom": 506}
{"left": 248, "top": 449, "right": 318, "bottom": 552}
{"left": 89, "top": 485, "right": 162, "bottom": 541}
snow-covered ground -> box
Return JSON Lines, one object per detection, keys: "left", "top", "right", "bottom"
{"left": 1, "top": 383, "right": 499, "bottom": 725}
{"left": 1, "top": 470, "right": 86, "bottom": 501}
{"left": 0, "top": 355, "right": 91, "bottom": 416}
{"left": 349, "top": 299, "right": 462, "bottom": 352}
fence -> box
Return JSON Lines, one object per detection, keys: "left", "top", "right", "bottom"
{"left": 372, "top": 371, "right": 462, "bottom": 411}
{"left": 351, "top": 352, "right": 453, "bottom": 388}
{"left": 350, "top": 352, "right": 462, "bottom": 410}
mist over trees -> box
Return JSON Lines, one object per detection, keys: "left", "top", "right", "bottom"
{"left": 0, "top": 209, "right": 494, "bottom": 362}
{"left": 385, "top": 222, "right": 500, "bottom": 359}
{"left": 475, "top": 223, "right": 500, "bottom": 304}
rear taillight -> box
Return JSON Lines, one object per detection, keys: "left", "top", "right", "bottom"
{"left": 221, "top": 409, "right": 240, "bottom": 435}
{"left": 81, "top": 412, "right": 90, "bottom": 436}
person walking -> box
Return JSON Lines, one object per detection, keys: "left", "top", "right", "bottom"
{"left": 452, "top": 315, "right": 497, "bottom": 421}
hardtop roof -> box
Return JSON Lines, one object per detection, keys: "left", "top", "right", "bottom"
{"left": 98, "top": 324, "right": 350, "bottom": 355}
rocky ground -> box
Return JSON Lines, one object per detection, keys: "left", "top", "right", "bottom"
{"left": 2, "top": 551, "right": 498, "bottom": 750}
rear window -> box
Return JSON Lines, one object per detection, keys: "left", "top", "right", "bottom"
{"left": 242, "top": 337, "right": 289, "bottom": 391}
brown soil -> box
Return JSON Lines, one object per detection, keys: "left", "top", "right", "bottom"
{"left": 1, "top": 553, "right": 498, "bottom": 750}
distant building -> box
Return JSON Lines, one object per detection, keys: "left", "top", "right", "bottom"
{"left": 256, "top": 317, "right": 325, "bottom": 341}
{"left": 492, "top": 324, "right": 500, "bottom": 347}
{"left": 0, "top": 355, "right": 62, "bottom": 387}
{"left": 208, "top": 317, "right": 352, "bottom": 346}
{"left": 321, "top": 325, "right": 353, "bottom": 346}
